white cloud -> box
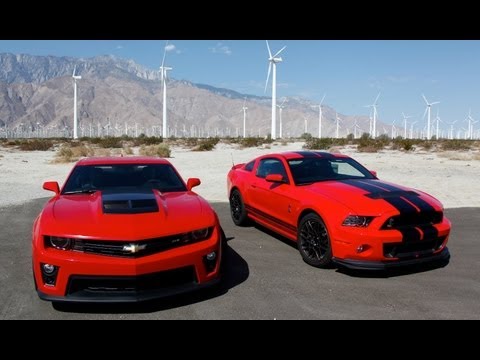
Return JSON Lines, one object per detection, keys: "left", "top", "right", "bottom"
{"left": 209, "top": 42, "right": 232, "bottom": 55}
{"left": 165, "top": 44, "right": 176, "bottom": 52}
{"left": 115, "top": 45, "right": 124, "bottom": 50}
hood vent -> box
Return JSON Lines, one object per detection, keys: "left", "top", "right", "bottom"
{"left": 102, "top": 190, "right": 159, "bottom": 214}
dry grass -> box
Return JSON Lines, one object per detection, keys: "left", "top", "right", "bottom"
{"left": 437, "top": 151, "right": 473, "bottom": 161}
{"left": 123, "top": 146, "right": 134, "bottom": 155}
{"left": 53, "top": 145, "right": 109, "bottom": 163}
{"left": 138, "top": 144, "right": 171, "bottom": 158}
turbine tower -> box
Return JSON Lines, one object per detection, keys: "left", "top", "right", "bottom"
{"left": 402, "top": 112, "right": 412, "bottom": 139}
{"left": 312, "top": 94, "right": 326, "bottom": 138}
{"left": 160, "top": 40, "right": 173, "bottom": 139}
{"left": 264, "top": 40, "right": 286, "bottom": 140}
{"left": 242, "top": 97, "right": 248, "bottom": 138}
{"left": 422, "top": 94, "right": 440, "bottom": 140}
{"left": 72, "top": 66, "right": 81, "bottom": 140}
{"left": 277, "top": 97, "right": 287, "bottom": 138}
{"left": 365, "top": 93, "right": 380, "bottom": 139}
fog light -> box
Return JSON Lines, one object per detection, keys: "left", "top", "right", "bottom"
{"left": 41, "top": 263, "right": 59, "bottom": 286}
{"left": 42, "top": 263, "right": 57, "bottom": 275}
{"left": 203, "top": 251, "right": 218, "bottom": 273}
{"left": 356, "top": 245, "right": 369, "bottom": 253}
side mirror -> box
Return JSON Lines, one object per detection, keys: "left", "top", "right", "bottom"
{"left": 187, "top": 178, "right": 201, "bottom": 191}
{"left": 265, "top": 174, "right": 285, "bottom": 183}
{"left": 43, "top": 181, "right": 60, "bottom": 195}
{"left": 370, "top": 170, "right": 377, "bottom": 177}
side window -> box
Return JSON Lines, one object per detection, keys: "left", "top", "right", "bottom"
{"left": 256, "top": 158, "right": 288, "bottom": 182}
{"left": 244, "top": 161, "right": 255, "bottom": 172}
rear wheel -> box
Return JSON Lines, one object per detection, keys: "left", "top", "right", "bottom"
{"left": 298, "top": 213, "right": 333, "bottom": 268}
{"left": 229, "top": 189, "right": 249, "bottom": 226}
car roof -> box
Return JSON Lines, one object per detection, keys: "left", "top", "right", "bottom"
{"left": 260, "top": 151, "right": 350, "bottom": 161}
{"left": 76, "top": 156, "right": 172, "bottom": 166}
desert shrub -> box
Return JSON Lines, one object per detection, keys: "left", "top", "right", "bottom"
{"left": 239, "top": 137, "right": 272, "bottom": 148}
{"left": 139, "top": 144, "right": 171, "bottom": 158}
{"left": 98, "top": 137, "right": 122, "bottom": 148}
{"left": 441, "top": 139, "right": 472, "bottom": 151}
{"left": 18, "top": 139, "right": 54, "bottom": 151}
{"left": 133, "top": 135, "right": 163, "bottom": 146}
{"left": 301, "top": 133, "right": 313, "bottom": 140}
{"left": 303, "top": 137, "right": 333, "bottom": 150}
{"left": 193, "top": 137, "right": 219, "bottom": 151}
{"left": 357, "top": 134, "right": 384, "bottom": 152}
{"left": 401, "top": 139, "right": 415, "bottom": 151}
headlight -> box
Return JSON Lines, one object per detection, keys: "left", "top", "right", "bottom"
{"left": 192, "top": 228, "right": 210, "bottom": 241}
{"left": 181, "top": 227, "right": 212, "bottom": 243}
{"left": 342, "top": 215, "right": 374, "bottom": 227}
{"left": 47, "top": 236, "right": 72, "bottom": 250}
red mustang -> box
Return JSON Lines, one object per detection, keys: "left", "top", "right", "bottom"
{"left": 33, "top": 157, "right": 223, "bottom": 303}
{"left": 227, "top": 151, "right": 450, "bottom": 270}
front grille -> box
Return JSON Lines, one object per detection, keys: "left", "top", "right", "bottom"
{"left": 66, "top": 266, "right": 196, "bottom": 296}
{"left": 70, "top": 228, "right": 212, "bottom": 258}
{"left": 384, "top": 236, "right": 446, "bottom": 259}
{"left": 381, "top": 211, "right": 443, "bottom": 229}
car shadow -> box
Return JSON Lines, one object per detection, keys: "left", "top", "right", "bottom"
{"left": 52, "top": 239, "right": 249, "bottom": 314}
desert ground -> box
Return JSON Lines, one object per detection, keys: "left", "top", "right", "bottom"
{"left": 0, "top": 141, "right": 479, "bottom": 209}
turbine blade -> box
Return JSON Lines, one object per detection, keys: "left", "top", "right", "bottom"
{"left": 273, "top": 46, "right": 287, "bottom": 58}
{"left": 374, "top": 92, "right": 381, "bottom": 104}
{"left": 243, "top": 97, "right": 246, "bottom": 107}
{"left": 422, "top": 107, "right": 428, "bottom": 119}
{"left": 430, "top": 101, "right": 440, "bottom": 105}
{"left": 280, "top": 97, "right": 286, "bottom": 106}
{"left": 422, "top": 94, "right": 429, "bottom": 105}
{"left": 264, "top": 62, "right": 272, "bottom": 93}
{"left": 72, "top": 65, "right": 76, "bottom": 77}
{"left": 266, "top": 40, "right": 272, "bottom": 58}
{"left": 320, "top": 93, "right": 326, "bottom": 105}
{"left": 161, "top": 40, "right": 169, "bottom": 68}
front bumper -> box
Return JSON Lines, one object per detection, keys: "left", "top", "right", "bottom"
{"left": 37, "top": 272, "right": 220, "bottom": 303}
{"left": 33, "top": 228, "right": 222, "bottom": 303}
{"left": 333, "top": 247, "right": 450, "bottom": 270}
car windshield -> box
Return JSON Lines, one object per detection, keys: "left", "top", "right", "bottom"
{"left": 288, "top": 157, "right": 375, "bottom": 185}
{"left": 62, "top": 164, "right": 187, "bottom": 194}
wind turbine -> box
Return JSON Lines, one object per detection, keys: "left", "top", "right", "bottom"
{"left": 242, "top": 97, "right": 248, "bottom": 138}
{"left": 421, "top": 94, "right": 440, "bottom": 140}
{"left": 434, "top": 109, "right": 441, "bottom": 139}
{"left": 264, "top": 40, "right": 286, "bottom": 140}
{"left": 335, "top": 113, "right": 342, "bottom": 138}
{"left": 365, "top": 93, "right": 380, "bottom": 139}
{"left": 72, "top": 66, "right": 81, "bottom": 140}
{"left": 277, "top": 97, "right": 287, "bottom": 138}
{"left": 160, "top": 40, "right": 173, "bottom": 139}
{"left": 312, "top": 94, "right": 326, "bottom": 138}
{"left": 402, "top": 112, "right": 412, "bottom": 139}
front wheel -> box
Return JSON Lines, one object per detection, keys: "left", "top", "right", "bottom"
{"left": 229, "top": 189, "right": 249, "bottom": 226}
{"left": 297, "top": 213, "right": 333, "bottom": 268}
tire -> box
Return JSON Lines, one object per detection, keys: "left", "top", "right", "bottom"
{"left": 229, "top": 189, "right": 249, "bottom": 226}
{"left": 297, "top": 213, "right": 333, "bottom": 268}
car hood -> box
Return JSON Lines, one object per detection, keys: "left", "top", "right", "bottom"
{"left": 40, "top": 189, "right": 215, "bottom": 240}
{"left": 304, "top": 178, "right": 443, "bottom": 215}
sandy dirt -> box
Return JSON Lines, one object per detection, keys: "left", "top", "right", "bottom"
{"left": 1, "top": 142, "right": 479, "bottom": 209}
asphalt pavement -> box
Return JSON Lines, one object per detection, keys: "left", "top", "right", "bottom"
{"left": 1, "top": 198, "right": 479, "bottom": 319}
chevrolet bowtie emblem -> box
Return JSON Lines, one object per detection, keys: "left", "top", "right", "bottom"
{"left": 123, "top": 243, "right": 147, "bottom": 254}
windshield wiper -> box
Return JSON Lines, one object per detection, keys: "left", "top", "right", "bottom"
{"left": 63, "top": 189, "right": 98, "bottom": 195}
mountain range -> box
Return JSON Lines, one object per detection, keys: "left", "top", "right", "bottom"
{"left": 0, "top": 53, "right": 384, "bottom": 138}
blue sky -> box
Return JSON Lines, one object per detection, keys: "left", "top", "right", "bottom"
{"left": 1, "top": 40, "right": 479, "bottom": 130}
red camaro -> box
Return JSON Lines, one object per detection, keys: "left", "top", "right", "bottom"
{"left": 227, "top": 151, "right": 450, "bottom": 270}
{"left": 33, "top": 157, "right": 223, "bottom": 303}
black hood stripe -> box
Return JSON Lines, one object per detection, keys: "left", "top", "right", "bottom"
{"left": 341, "top": 179, "right": 438, "bottom": 243}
